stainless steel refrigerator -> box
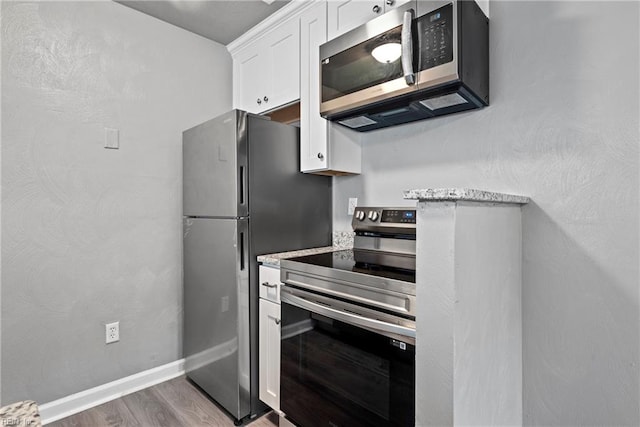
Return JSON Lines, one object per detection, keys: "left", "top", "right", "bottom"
{"left": 182, "top": 110, "right": 331, "bottom": 423}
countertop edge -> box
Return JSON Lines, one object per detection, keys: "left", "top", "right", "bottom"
{"left": 259, "top": 231, "right": 355, "bottom": 268}
{"left": 258, "top": 246, "right": 337, "bottom": 267}
{"left": 403, "top": 188, "right": 530, "bottom": 204}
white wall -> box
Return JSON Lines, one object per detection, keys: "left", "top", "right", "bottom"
{"left": 333, "top": 1, "right": 639, "bottom": 425}
{"left": 1, "top": 1, "right": 232, "bottom": 404}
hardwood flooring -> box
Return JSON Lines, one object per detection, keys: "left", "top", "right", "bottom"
{"left": 48, "top": 377, "right": 279, "bottom": 427}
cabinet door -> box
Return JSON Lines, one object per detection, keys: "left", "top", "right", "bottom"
{"left": 259, "top": 299, "right": 281, "bottom": 412}
{"left": 265, "top": 18, "right": 300, "bottom": 112}
{"left": 384, "top": 0, "right": 412, "bottom": 11}
{"left": 301, "top": 2, "right": 361, "bottom": 174}
{"left": 235, "top": 47, "right": 265, "bottom": 113}
{"left": 327, "top": 0, "right": 383, "bottom": 40}
{"left": 300, "top": 2, "right": 328, "bottom": 172}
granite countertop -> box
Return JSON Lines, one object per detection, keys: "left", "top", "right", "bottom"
{"left": 258, "top": 231, "right": 354, "bottom": 267}
{"left": 257, "top": 246, "right": 336, "bottom": 267}
{"left": 403, "top": 188, "right": 530, "bottom": 204}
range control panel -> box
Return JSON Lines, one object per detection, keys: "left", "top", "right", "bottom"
{"left": 352, "top": 207, "right": 417, "bottom": 231}
{"left": 381, "top": 209, "right": 416, "bottom": 224}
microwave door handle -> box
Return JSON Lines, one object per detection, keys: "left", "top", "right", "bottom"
{"left": 281, "top": 290, "right": 415, "bottom": 340}
{"left": 401, "top": 9, "right": 416, "bottom": 85}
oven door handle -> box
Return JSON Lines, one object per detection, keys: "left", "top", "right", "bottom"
{"left": 281, "top": 289, "right": 415, "bottom": 340}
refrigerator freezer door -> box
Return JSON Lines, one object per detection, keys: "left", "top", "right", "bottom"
{"left": 183, "top": 217, "right": 250, "bottom": 420}
{"left": 183, "top": 110, "right": 248, "bottom": 218}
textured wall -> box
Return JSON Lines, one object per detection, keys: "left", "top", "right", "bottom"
{"left": 1, "top": 1, "right": 232, "bottom": 404}
{"left": 333, "top": 1, "right": 639, "bottom": 425}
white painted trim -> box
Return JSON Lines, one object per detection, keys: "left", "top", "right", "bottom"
{"left": 227, "top": 0, "right": 321, "bottom": 55}
{"left": 39, "top": 359, "right": 185, "bottom": 425}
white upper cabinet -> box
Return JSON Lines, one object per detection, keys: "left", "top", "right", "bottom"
{"left": 327, "top": 0, "right": 412, "bottom": 40}
{"left": 300, "top": 1, "right": 361, "bottom": 174}
{"left": 384, "top": 0, "right": 413, "bottom": 11}
{"left": 235, "top": 49, "right": 263, "bottom": 114}
{"left": 300, "top": 2, "right": 329, "bottom": 172}
{"left": 233, "top": 17, "right": 300, "bottom": 114}
{"left": 230, "top": 1, "right": 361, "bottom": 174}
{"left": 266, "top": 19, "right": 300, "bottom": 111}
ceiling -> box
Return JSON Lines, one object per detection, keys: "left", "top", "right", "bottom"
{"left": 116, "top": 0, "right": 291, "bottom": 46}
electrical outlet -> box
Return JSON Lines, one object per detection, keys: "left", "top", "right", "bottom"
{"left": 348, "top": 198, "right": 358, "bottom": 215}
{"left": 105, "top": 321, "right": 119, "bottom": 344}
{"left": 104, "top": 128, "right": 119, "bottom": 149}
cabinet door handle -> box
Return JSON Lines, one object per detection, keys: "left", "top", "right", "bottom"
{"left": 274, "top": 318, "right": 281, "bottom": 325}
{"left": 372, "top": 5, "right": 381, "bottom": 13}
{"left": 263, "top": 96, "right": 269, "bottom": 102}
{"left": 261, "top": 281, "right": 278, "bottom": 288}
{"left": 317, "top": 152, "right": 324, "bottom": 160}
{"left": 257, "top": 98, "right": 262, "bottom": 105}
{"left": 385, "top": 0, "right": 395, "bottom": 6}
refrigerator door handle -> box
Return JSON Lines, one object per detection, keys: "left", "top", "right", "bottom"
{"left": 239, "top": 231, "right": 245, "bottom": 270}
{"left": 239, "top": 166, "right": 246, "bottom": 207}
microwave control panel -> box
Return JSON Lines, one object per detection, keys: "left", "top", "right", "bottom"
{"left": 416, "top": 3, "right": 454, "bottom": 70}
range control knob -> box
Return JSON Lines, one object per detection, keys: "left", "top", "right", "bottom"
{"left": 368, "top": 211, "right": 379, "bottom": 221}
{"left": 355, "top": 211, "right": 366, "bottom": 221}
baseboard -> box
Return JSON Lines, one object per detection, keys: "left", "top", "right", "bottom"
{"left": 39, "top": 359, "right": 185, "bottom": 425}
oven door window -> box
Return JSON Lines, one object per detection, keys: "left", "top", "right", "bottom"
{"left": 321, "top": 25, "right": 404, "bottom": 103}
{"left": 280, "top": 302, "right": 415, "bottom": 427}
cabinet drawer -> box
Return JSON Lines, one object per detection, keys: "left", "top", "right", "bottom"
{"left": 259, "top": 265, "right": 281, "bottom": 303}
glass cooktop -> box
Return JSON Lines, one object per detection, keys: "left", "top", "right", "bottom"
{"left": 285, "top": 249, "right": 415, "bottom": 284}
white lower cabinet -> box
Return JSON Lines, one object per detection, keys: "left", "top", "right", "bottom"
{"left": 258, "top": 265, "right": 282, "bottom": 413}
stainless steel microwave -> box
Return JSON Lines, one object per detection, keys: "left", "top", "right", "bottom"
{"left": 319, "top": 0, "right": 489, "bottom": 132}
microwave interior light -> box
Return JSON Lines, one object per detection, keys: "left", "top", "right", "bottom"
{"left": 371, "top": 42, "right": 402, "bottom": 64}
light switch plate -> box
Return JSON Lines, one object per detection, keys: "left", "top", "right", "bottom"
{"left": 348, "top": 198, "right": 358, "bottom": 215}
{"left": 104, "top": 128, "right": 119, "bottom": 149}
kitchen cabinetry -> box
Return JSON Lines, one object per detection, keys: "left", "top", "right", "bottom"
{"left": 258, "top": 265, "right": 282, "bottom": 413}
{"left": 300, "top": 2, "right": 361, "bottom": 174}
{"left": 230, "top": 0, "right": 361, "bottom": 174}
{"left": 233, "top": 18, "right": 300, "bottom": 114}
{"left": 327, "top": 0, "right": 412, "bottom": 40}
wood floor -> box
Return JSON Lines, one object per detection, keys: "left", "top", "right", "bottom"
{"left": 48, "top": 377, "right": 279, "bottom": 427}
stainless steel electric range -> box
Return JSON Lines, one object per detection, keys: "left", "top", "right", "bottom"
{"left": 279, "top": 207, "right": 417, "bottom": 427}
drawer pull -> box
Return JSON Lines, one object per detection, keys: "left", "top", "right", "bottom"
{"left": 261, "top": 281, "right": 278, "bottom": 288}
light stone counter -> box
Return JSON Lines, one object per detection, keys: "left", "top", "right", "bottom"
{"left": 404, "top": 188, "right": 530, "bottom": 204}
{"left": 257, "top": 231, "right": 354, "bottom": 267}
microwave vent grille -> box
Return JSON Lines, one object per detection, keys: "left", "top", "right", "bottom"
{"left": 338, "top": 116, "right": 378, "bottom": 129}
{"left": 419, "top": 93, "right": 468, "bottom": 111}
